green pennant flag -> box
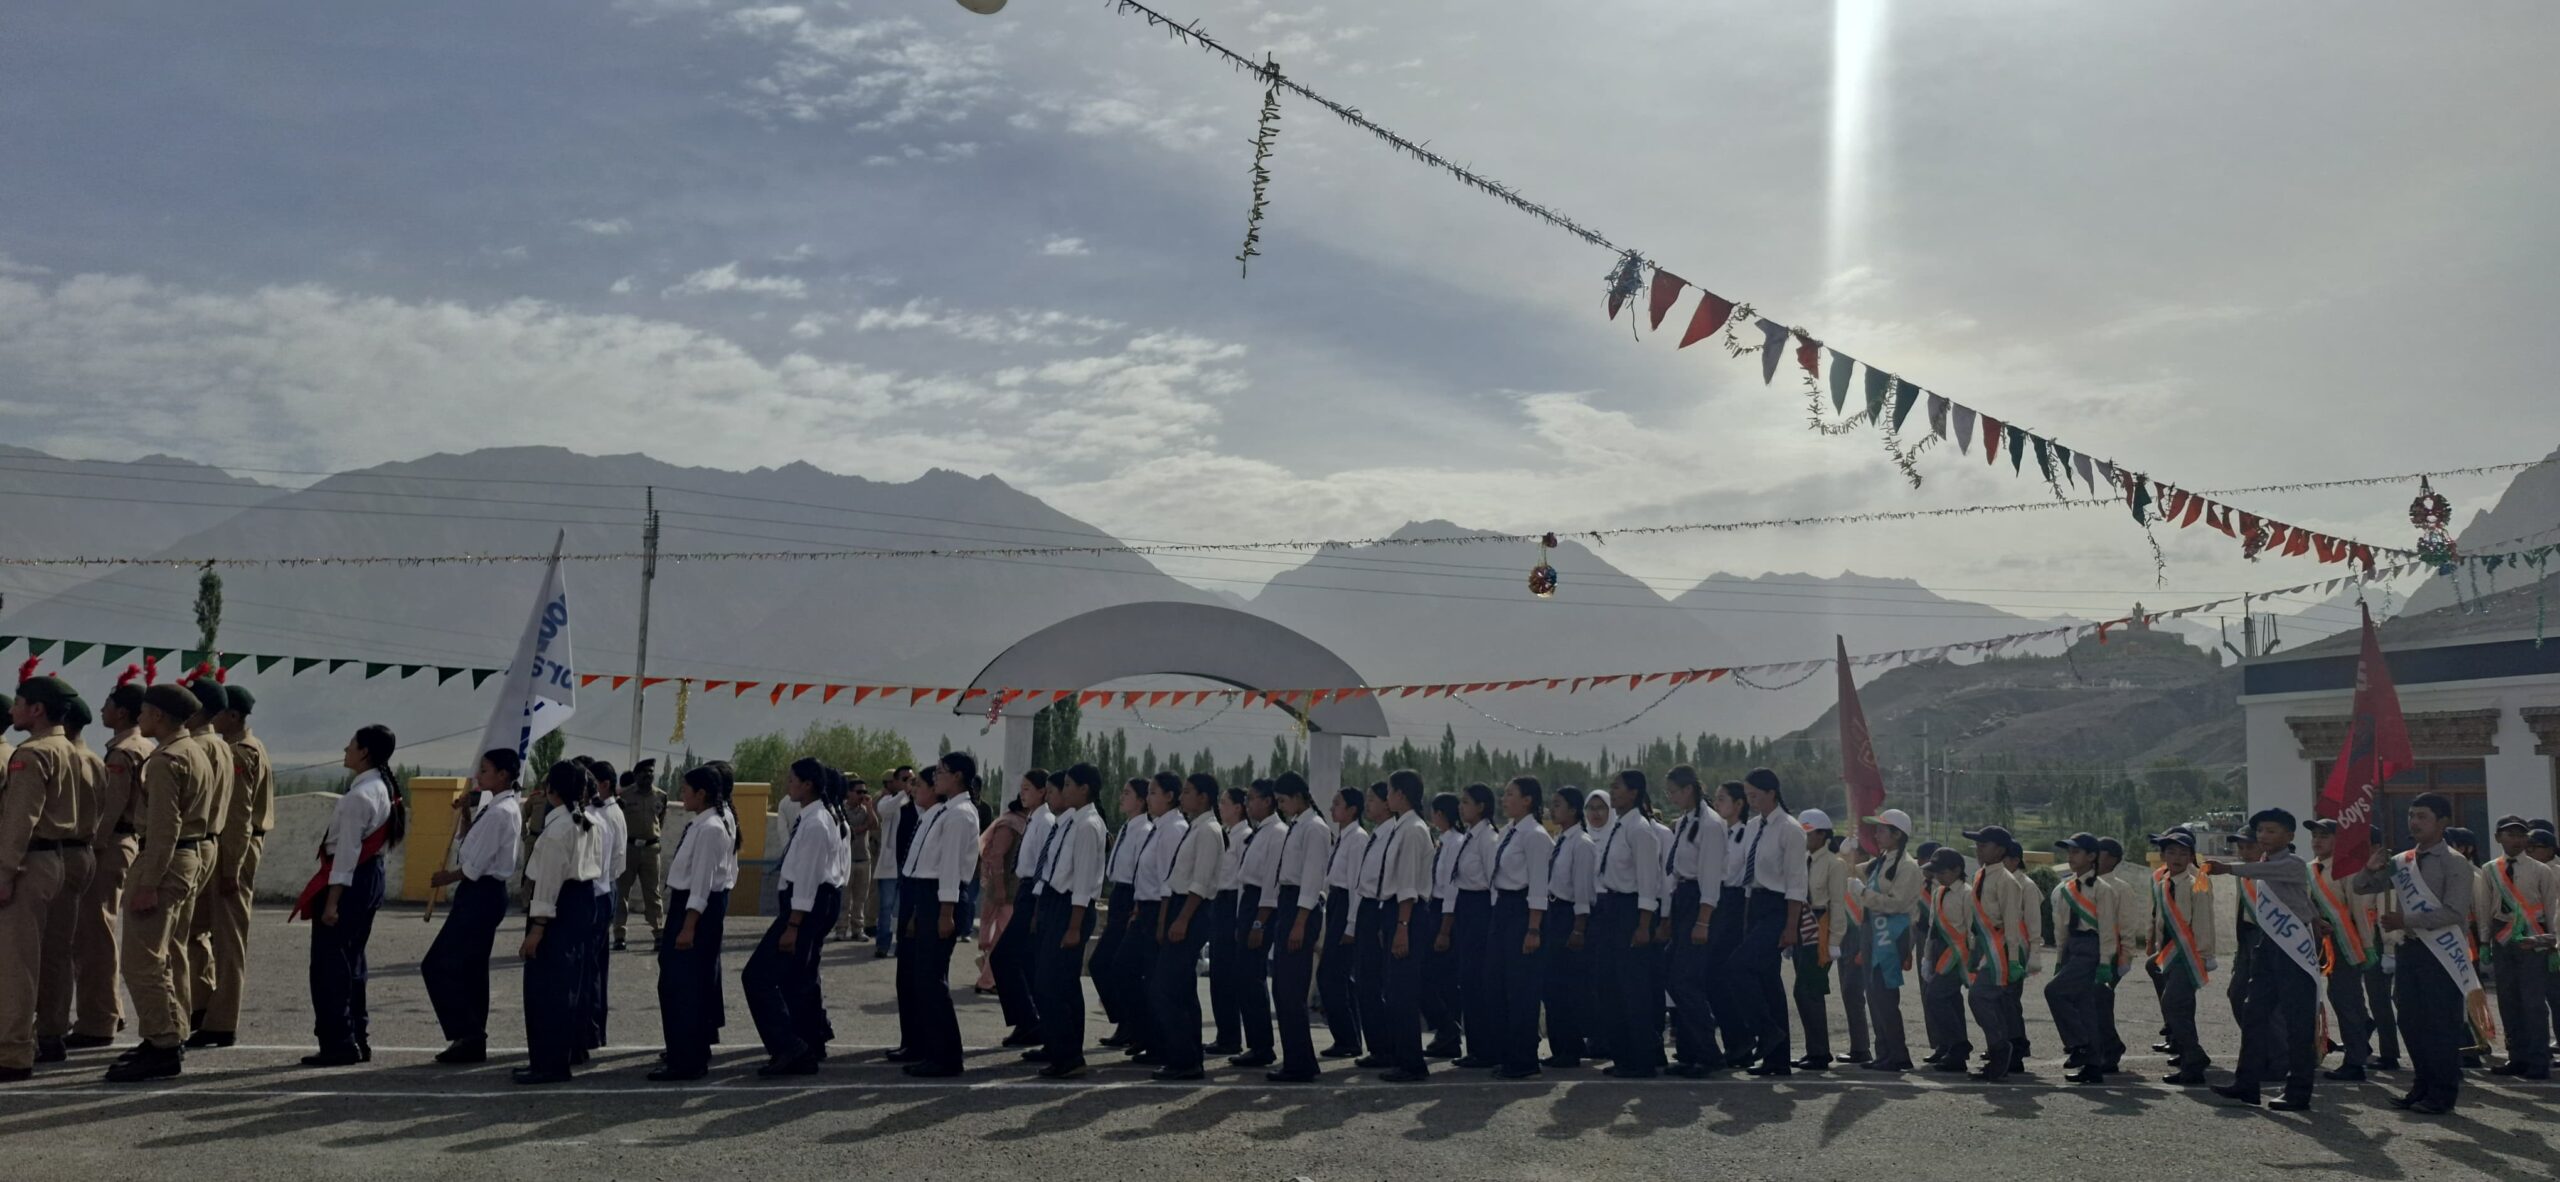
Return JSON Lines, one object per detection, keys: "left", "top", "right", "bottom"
{"left": 2052, "top": 443, "right": 2076, "bottom": 488}
{"left": 471, "top": 669, "right": 498, "bottom": 689}
{"left": 218, "top": 652, "right": 248, "bottom": 671}
{"left": 142, "top": 646, "right": 173, "bottom": 663}
{"left": 60, "top": 641, "right": 95, "bottom": 664}
{"left": 2006, "top": 425, "right": 2028, "bottom": 475}
{"left": 1890, "top": 381, "right": 1922, "bottom": 433}
{"left": 2031, "top": 436, "right": 2055, "bottom": 483}
{"left": 1863, "top": 367, "right": 1893, "bottom": 422}
{"left": 363, "top": 662, "right": 391, "bottom": 679}
{"left": 28, "top": 638, "right": 55, "bottom": 658}
{"left": 253, "top": 654, "right": 284, "bottom": 674}
{"left": 329, "top": 658, "right": 355, "bottom": 675}
{"left": 293, "top": 657, "right": 324, "bottom": 676}
{"left": 2128, "top": 478, "right": 2154, "bottom": 525}
{"left": 101, "top": 644, "right": 135, "bottom": 666}
{"left": 1829, "top": 353, "right": 1856, "bottom": 412}
{"left": 0, "top": 637, "right": 16, "bottom": 653}
{"left": 399, "top": 664, "right": 425, "bottom": 679}
{"left": 437, "top": 666, "right": 466, "bottom": 685}
{"left": 179, "top": 649, "right": 207, "bottom": 672}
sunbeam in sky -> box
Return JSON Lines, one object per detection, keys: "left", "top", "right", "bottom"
{"left": 1825, "top": 0, "right": 1891, "bottom": 292}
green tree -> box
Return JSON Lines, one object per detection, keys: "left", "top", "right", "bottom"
{"left": 530, "top": 730, "right": 566, "bottom": 782}
{"left": 730, "top": 721, "right": 916, "bottom": 796}
{"left": 1030, "top": 698, "right": 1084, "bottom": 771}
{"left": 193, "top": 562, "right": 224, "bottom": 653}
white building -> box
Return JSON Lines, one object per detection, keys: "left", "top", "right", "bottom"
{"left": 2239, "top": 587, "right": 2560, "bottom": 843}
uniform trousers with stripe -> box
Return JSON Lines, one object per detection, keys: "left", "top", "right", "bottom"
{"left": 422, "top": 875, "right": 508, "bottom": 1045}
{"left": 525, "top": 883, "right": 594, "bottom": 1075}
{"left": 1268, "top": 886, "right": 1319, "bottom": 1073}
{"left": 308, "top": 857, "right": 385, "bottom": 1054}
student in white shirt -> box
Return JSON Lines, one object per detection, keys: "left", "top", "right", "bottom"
{"left": 1540, "top": 787, "right": 1597, "bottom": 1066}
{"left": 743, "top": 758, "right": 855, "bottom": 1076}
{"left": 1486, "top": 777, "right": 1554, "bottom": 1079}
{"left": 651, "top": 761, "right": 741, "bottom": 1082}
{"left": 1317, "top": 785, "right": 1372, "bottom": 1061}
{"left": 517, "top": 761, "right": 602, "bottom": 1085}
{"left": 1349, "top": 782, "right": 1396, "bottom": 1067}
{"left": 991, "top": 769, "right": 1056, "bottom": 1050}
{"left": 1095, "top": 778, "right": 1153, "bottom": 1049}
{"left": 1262, "top": 772, "right": 1331, "bottom": 1082}
{"left": 1734, "top": 768, "right": 1810, "bottom": 1077}
{"left": 871, "top": 766, "right": 917, "bottom": 959}
{"left": 582, "top": 758, "right": 627, "bottom": 1060}
{"left": 1206, "top": 785, "right": 1253, "bottom": 1058}
{"left": 1146, "top": 773, "right": 1225, "bottom": 1080}
{"left": 1700, "top": 778, "right": 1756, "bottom": 1066}
{"left": 1661, "top": 766, "right": 1729, "bottom": 1076}
{"left": 1590, "top": 770, "right": 1664, "bottom": 1078}
{"left": 893, "top": 752, "right": 983, "bottom": 1078}
{"left": 1228, "top": 779, "right": 1289, "bottom": 1068}
{"left": 1029, "top": 764, "right": 1109, "bottom": 1078}
{"left": 1112, "top": 772, "right": 1186, "bottom": 1064}
{"left": 1442, "top": 784, "right": 1500, "bottom": 1067}
{"left": 303, "top": 724, "right": 406, "bottom": 1068}
{"left": 1371, "top": 771, "right": 1438, "bottom": 1082}
{"left": 422, "top": 748, "right": 524, "bottom": 1066}
{"left": 1421, "top": 792, "right": 1466, "bottom": 1058}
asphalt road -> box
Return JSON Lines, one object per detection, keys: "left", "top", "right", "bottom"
{"left": 4, "top": 905, "right": 2554, "bottom": 1181}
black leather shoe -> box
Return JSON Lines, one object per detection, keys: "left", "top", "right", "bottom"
{"left": 512, "top": 1068, "right": 572, "bottom": 1085}
{"left": 1229, "top": 1050, "right": 1276, "bottom": 1068}
{"left": 1318, "top": 1044, "right": 1358, "bottom": 1058}
{"left": 1966, "top": 1070, "right": 2008, "bottom": 1082}
{"left": 35, "top": 1038, "right": 66, "bottom": 1063}
{"left": 569, "top": 1048, "right": 590, "bottom": 1066}
{"left": 1669, "top": 1063, "right": 1712, "bottom": 1079}
{"left": 300, "top": 1047, "right": 362, "bottom": 1068}
{"left": 63, "top": 1033, "right": 115, "bottom": 1050}
{"left": 1379, "top": 1068, "right": 1428, "bottom": 1083}
{"left": 1747, "top": 1063, "right": 1792, "bottom": 1078}
{"left": 102, "top": 1047, "right": 182, "bottom": 1083}
{"left": 612, "top": 939, "right": 628, "bottom": 952}
{"left": 2163, "top": 1069, "right": 2208, "bottom": 1086}
{"left": 1926, "top": 1060, "right": 1970, "bottom": 1074}
{"left": 2065, "top": 1067, "right": 2105, "bottom": 1085}
{"left": 1265, "top": 1068, "right": 1318, "bottom": 1083}
{"left": 2388, "top": 1093, "right": 2419, "bottom": 1109}
{"left": 2151, "top": 1040, "right": 2176, "bottom": 1054}
{"left": 1451, "top": 1056, "right": 1494, "bottom": 1069}
{"left": 1422, "top": 1041, "right": 1462, "bottom": 1060}
{"left": 1840, "top": 1052, "right": 1871, "bottom": 1065}
{"left": 2410, "top": 1099, "right": 2453, "bottom": 1115}
{"left": 435, "top": 1041, "right": 488, "bottom": 1065}
{"left": 2489, "top": 1062, "right": 2524, "bottom": 1077}
{"left": 884, "top": 1047, "right": 921, "bottom": 1063}
{"left": 1020, "top": 1048, "right": 1055, "bottom": 1063}
{"left": 190, "top": 1010, "right": 207, "bottom": 1032}
{"left": 1604, "top": 1065, "right": 1658, "bottom": 1079}
{"left": 1792, "top": 1056, "right": 1830, "bottom": 1071}
{"left": 1540, "top": 1055, "right": 1582, "bottom": 1069}
{"left": 1002, "top": 1028, "right": 1043, "bottom": 1049}
{"left": 2374, "top": 1057, "right": 2400, "bottom": 1071}
{"left": 1203, "top": 1041, "right": 1244, "bottom": 1057}
{"left": 2268, "top": 1097, "right": 2311, "bottom": 1112}
{"left": 183, "top": 1030, "right": 235, "bottom": 1050}
{"left": 358, "top": 1042, "right": 373, "bottom": 1063}
{"left": 1149, "top": 1066, "right": 1205, "bottom": 1082}
{"left": 2325, "top": 1066, "right": 2365, "bottom": 1082}
{"left": 1354, "top": 1055, "right": 1386, "bottom": 1069}
{"left": 2211, "top": 1084, "right": 2261, "bottom": 1106}
{"left": 1038, "top": 1062, "right": 1089, "bottom": 1080}
{"left": 1126, "top": 1052, "right": 1163, "bottom": 1066}
{"left": 1864, "top": 1060, "right": 1913, "bottom": 1072}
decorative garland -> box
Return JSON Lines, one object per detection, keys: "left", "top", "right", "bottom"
{"left": 1234, "top": 54, "right": 1281, "bottom": 278}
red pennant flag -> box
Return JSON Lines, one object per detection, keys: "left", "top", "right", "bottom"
{"left": 1342, "top": 687, "right": 1372, "bottom": 700}
{"left": 1121, "top": 691, "right": 1144, "bottom": 708}
{"left": 734, "top": 682, "right": 759, "bottom": 698}
{"left": 2284, "top": 528, "right": 2312, "bottom": 557}
{"left": 2318, "top": 604, "right": 2411, "bottom": 872}
{"left": 2206, "top": 503, "right": 2234, "bottom": 536}
{"left": 2315, "top": 534, "right": 2343, "bottom": 564}
{"left": 1701, "top": 669, "right": 1728, "bottom": 684}
{"left": 1146, "top": 691, "right": 1170, "bottom": 707}
{"left": 641, "top": 677, "right": 668, "bottom": 689}
{"left": 852, "top": 685, "right": 881, "bottom": 704}
{"left": 1077, "top": 690, "right": 1104, "bottom": 707}
{"left": 1982, "top": 417, "right": 2002, "bottom": 465}
{"left": 2182, "top": 494, "right": 2204, "bottom": 529}
{"left": 907, "top": 688, "right": 932, "bottom": 705}
{"left": 2265, "top": 522, "right": 2291, "bottom": 553}
{"left": 1835, "top": 636, "right": 1889, "bottom": 856}
{"left": 791, "top": 683, "right": 813, "bottom": 700}
{"left": 1399, "top": 686, "right": 1422, "bottom": 698}
{"left": 579, "top": 673, "right": 602, "bottom": 688}
{"left": 1646, "top": 269, "right": 1686, "bottom": 330}
{"left": 1795, "top": 333, "right": 1822, "bottom": 379}
{"left": 2161, "top": 489, "right": 2190, "bottom": 524}
{"left": 703, "top": 680, "right": 728, "bottom": 692}
{"left": 1667, "top": 671, "right": 1694, "bottom": 686}
{"left": 1422, "top": 686, "right": 1449, "bottom": 699}
{"left": 1308, "top": 689, "right": 1334, "bottom": 706}
{"left": 960, "top": 689, "right": 986, "bottom": 702}
{"left": 822, "top": 684, "right": 845, "bottom": 703}
{"left": 2351, "top": 544, "right": 2374, "bottom": 574}
{"left": 995, "top": 689, "right": 1023, "bottom": 709}
{"left": 770, "top": 684, "right": 785, "bottom": 705}
{"left": 1590, "top": 675, "right": 1624, "bottom": 690}
{"left": 1505, "top": 679, "right": 1535, "bottom": 691}
{"left": 611, "top": 676, "right": 630, "bottom": 691}
{"left": 1569, "top": 678, "right": 1588, "bottom": 693}
{"left": 934, "top": 688, "right": 958, "bottom": 703}
{"left": 1677, "top": 289, "right": 1736, "bottom": 348}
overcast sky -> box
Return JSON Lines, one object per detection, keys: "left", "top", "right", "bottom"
{"left": 3, "top": 0, "right": 2554, "bottom": 621}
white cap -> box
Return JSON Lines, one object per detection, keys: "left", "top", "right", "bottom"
{"left": 1868, "top": 808, "right": 1913, "bottom": 836}
{"left": 1798, "top": 808, "right": 1833, "bottom": 831}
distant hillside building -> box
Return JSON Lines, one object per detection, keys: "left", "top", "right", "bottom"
{"left": 2237, "top": 584, "right": 2560, "bottom": 845}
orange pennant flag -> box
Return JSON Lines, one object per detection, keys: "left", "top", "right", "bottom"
{"left": 770, "top": 684, "right": 785, "bottom": 705}
{"left": 704, "top": 680, "right": 728, "bottom": 692}
{"left": 735, "top": 682, "right": 759, "bottom": 698}
{"left": 850, "top": 685, "right": 878, "bottom": 704}
{"left": 822, "top": 685, "right": 845, "bottom": 703}
{"left": 1399, "top": 686, "right": 1422, "bottom": 698}
{"left": 641, "top": 677, "right": 668, "bottom": 689}
{"left": 611, "top": 676, "right": 630, "bottom": 691}
{"left": 934, "top": 688, "right": 958, "bottom": 703}
{"left": 579, "top": 674, "right": 601, "bottom": 688}
{"left": 909, "top": 687, "right": 934, "bottom": 705}
{"left": 791, "top": 683, "right": 813, "bottom": 700}
{"left": 1341, "top": 687, "right": 1372, "bottom": 700}
{"left": 1122, "top": 691, "right": 1144, "bottom": 708}
{"left": 1506, "top": 679, "right": 1535, "bottom": 691}
{"left": 960, "top": 689, "right": 987, "bottom": 702}
{"left": 1308, "top": 689, "right": 1333, "bottom": 706}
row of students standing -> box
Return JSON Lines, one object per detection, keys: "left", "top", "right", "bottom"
{"left": 4, "top": 669, "right": 277, "bottom": 1085}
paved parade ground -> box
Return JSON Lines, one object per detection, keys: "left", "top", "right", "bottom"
{"left": 3, "top": 905, "right": 2554, "bottom": 1181}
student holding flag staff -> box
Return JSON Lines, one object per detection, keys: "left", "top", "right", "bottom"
{"left": 2354, "top": 793, "right": 2475, "bottom": 1114}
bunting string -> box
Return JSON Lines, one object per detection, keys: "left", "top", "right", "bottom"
{"left": 1098, "top": 0, "right": 2500, "bottom": 575}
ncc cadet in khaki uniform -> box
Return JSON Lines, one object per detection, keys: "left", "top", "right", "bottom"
{"left": 615, "top": 761, "right": 668, "bottom": 951}
{"left": 4, "top": 677, "right": 89, "bottom": 1081}
{"left": 106, "top": 684, "right": 216, "bottom": 1082}
{"left": 174, "top": 677, "right": 234, "bottom": 1030}
{"left": 191, "top": 685, "right": 273, "bottom": 1048}
{"left": 34, "top": 696, "right": 105, "bottom": 1063}
{"left": 69, "top": 680, "right": 155, "bottom": 1049}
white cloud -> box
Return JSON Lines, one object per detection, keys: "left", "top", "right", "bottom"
{"left": 788, "top": 313, "right": 832, "bottom": 339}
{"left": 570, "top": 217, "right": 632, "bottom": 236}
{"left": 715, "top": 13, "right": 1000, "bottom": 131}
{"left": 1038, "top": 236, "right": 1090, "bottom": 257}
{"left": 661, "top": 261, "right": 808, "bottom": 299}
{"left": 609, "top": 275, "right": 636, "bottom": 294}
{"left": 851, "top": 297, "right": 1124, "bottom": 346}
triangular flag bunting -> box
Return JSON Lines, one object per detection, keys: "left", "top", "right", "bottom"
{"left": 2051, "top": 443, "right": 2075, "bottom": 487}
{"left": 933, "top": 688, "right": 957, "bottom": 703}
{"left": 253, "top": 654, "right": 284, "bottom": 674}
{"left": 472, "top": 669, "right": 499, "bottom": 689}
{"left": 792, "top": 683, "right": 814, "bottom": 700}
{"left": 437, "top": 667, "right": 466, "bottom": 685}
{"left": 1927, "top": 393, "right": 1949, "bottom": 438}
{"left": 1954, "top": 405, "right": 1977, "bottom": 454}
{"left": 291, "top": 657, "right": 322, "bottom": 675}
{"left": 770, "top": 684, "right": 786, "bottom": 705}
{"left": 1829, "top": 353, "right": 1857, "bottom": 411}
{"left": 1891, "top": 381, "right": 1922, "bottom": 433}
{"left": 363, "top": 662, "right": 390, "bottom": 679}
{"left": 2075, "top": 452, "right": 2096, "bottom": 488}
{"left": 642, "top": 677, "right": 668, "bottom": 689}
{"left": 101, "top": 644, "right": 135, "bottom": 666}
{"left": 142, "top": 646, "right": 173, "bottom": 662}
{"left": 850, "top": 685, "right": 878, "bottom": 704}
{"left": 1646, "top": 269, "right": 1687, "bottom": 330}
{"left": 2006, "top": 426, "right": 2027, "bottom": 474}
{"left": 1757, "top": 319, "right": 1790, "bottom": 383}
{"left": 580, "top": 674, "right": 602, "bottom": 687}
{"left": 1678, "top": 289, "right": 1737, "bottom": 348}
{"left": 1863, "top": 367, "right": 1893, "bottom": 422}
{"left": 1982, "top": 416, "right": 2002, "bottom": 465}
{"left": 704, "top": 680, "right": 728, "bottom": 692}
{"left": 611, "top": 676, "right": 630, "bottom": 691}
{"left": 59, "top": 640, "right": 93, "bottom": 663}
{"left": 400, "top": 664, "right": 424, "bottom": 679}
{"left": 219, "top": 652, "right": 248, "bottom": 671}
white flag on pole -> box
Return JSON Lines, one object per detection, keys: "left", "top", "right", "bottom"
{"left": 479, "top": 532, "right": 576, "bottom": 763}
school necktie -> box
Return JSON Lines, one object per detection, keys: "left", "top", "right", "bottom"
{"left": 1743, "top": 816, "right": 1767, "bottom": 888}
{"left": 910, "top": 808, "right": 944, "bottom": 875}
{"left": 1373, "top": 825, "right": 1399, "bottom": 896}
{"left": 1601, "top": 823, "right": 1621, "bottom": 889}
{"left": 1495, "top": 825, "right": 1516, "bottom": 884}
{"left": 1668, "top": 814, "right": 1696, "bottom": 875}
{"left": 1032, "top": 814, "right": 1069, "bottom": 885}
{"left": 1548, "top": 830, "right": 1568, "bottom": 875}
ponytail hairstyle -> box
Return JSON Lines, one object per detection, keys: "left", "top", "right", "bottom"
{"left": 481, "top": 747, "right": 524, "bottom": 788}
{"left": 1613, "top": 768, "right": 1654, "bottom": 819}
{"left": 1461, "top": 782, "right": 1496, "bottom": 823}
{"left": 588, "top": 761, "right": 619, "bottom": 807}
{"left": 791, "top": 757, "right": 852, "bottom": 838}
{"left": 938, "top": 751, "right": 981, "bottom": 812}
{"left": 1743, "top": 766, "right": 1786, "bottom": 811}
{"left": 353, "top": 724, "right": 408, "bottom": 848}
{"left": 547, "top": 761, "right": 597, "bottom": 832}
{"left": 684, "top": 760, "right": 742, "bottom": 852}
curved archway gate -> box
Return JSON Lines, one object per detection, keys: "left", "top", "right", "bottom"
{"left": 957, "top": 601, "right": 1388, "bottom": 792}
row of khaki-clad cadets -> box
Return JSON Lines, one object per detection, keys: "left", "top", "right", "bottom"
{"left": 11, "top": 696, "right": 2560, "bottom": 1112}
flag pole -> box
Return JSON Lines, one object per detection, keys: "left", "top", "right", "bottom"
{"left": 626, "top": 486, "right": 658, "bottom": 770}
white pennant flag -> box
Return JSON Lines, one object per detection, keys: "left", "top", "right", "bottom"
{"left": 478, "top": 532, "right": 577, "bottom": 764}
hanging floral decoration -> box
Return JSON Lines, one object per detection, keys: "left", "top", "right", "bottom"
{"left": 2411, "top": 478, "right": 2459, "bottom": 572}
{"left": 1528, "top": 532, "right": 1560, "bottom": 599}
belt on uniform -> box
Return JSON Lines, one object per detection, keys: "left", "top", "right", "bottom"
{"left": 26, "top": 839, "right": 70, "bottom": 852}
{"left": 172, "top": 835, "right": 210, "bottom": 849}
{"left": 59, "top": 838, "right": 89, "bottom": 849}
{"left": 1496, "top": 887, "right": 1530, "bottom": 902}
{"left": 631, "top": 838, "right": 660, "bottom": 846}
{"left": 252, "top": 827, "right": 269, "bottom": 838}
{"left": 114, "top": 822, "right": 139, "bottom": 835}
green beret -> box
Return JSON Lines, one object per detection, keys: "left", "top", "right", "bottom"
{"left": 61, "top": 696, "right": 94, "bottom": 730}
{"left": 14, "top": 676, "right": 77, "bottom": 709}
{"left": 224, "top": 685, "right": 257, "bottom": 716}
{"left": 142, "top": 684, "right": 202, "bottom": 721}
{"left": 184, "top": 678, "right": 227, "bottom": 715}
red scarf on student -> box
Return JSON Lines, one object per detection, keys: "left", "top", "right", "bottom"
{"left": 289, "top": 822, "right": 390, "bottom": 921}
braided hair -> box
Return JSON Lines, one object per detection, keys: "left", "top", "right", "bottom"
{"left": 685, "top": 760, "right": 742, "bottom": 852}
{"left": 352, "top": 724, "right": 408, "bottom": 848}
{"left": 791, "top": 756, "right": 852, "bottom": 839}
{"left": 545, "top": 761, "right": 596, "bottom": 831}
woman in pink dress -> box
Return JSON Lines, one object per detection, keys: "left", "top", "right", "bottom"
{"left": 973, "top": 788, "right": 1031, "bottom": 992}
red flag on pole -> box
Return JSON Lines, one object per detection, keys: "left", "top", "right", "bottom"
{"left": 1835, "top": 635, "right": 1889, "bottom": 856}
{"left": 2318, "top": 603, "right": 2412, "bottom": 870}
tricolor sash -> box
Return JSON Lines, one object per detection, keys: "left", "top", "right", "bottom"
{"left": 1970, "top": 872, "right": 2015, "bottom": 987}
{"left": 2393, "top": 847, "right": 2497, "bottom": 1041}
{"left": 2152, "top": 868, "right": 2208, "bottom": 986}
{"left": 1928, "top": 886, "right": 1975, "bottom": 981}
{"left": 2489, "top": 857, "right": 2547, "bottom": 946}
{"left": 2308, "top": 862, "right": 2377, "bottom": 970}
{"left": 2063, "top": 878, "right": 2104, "bottom": 935}
{"left": 289, "top": 822, "right": 389, "bottom": 921}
